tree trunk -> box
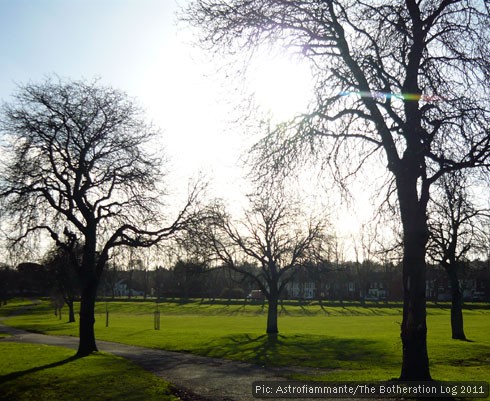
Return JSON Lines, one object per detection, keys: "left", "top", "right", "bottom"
{"left": 77, "top": 276, "right": 98, "bottom": 357}
{"left": 67, "top": 300, "right": 76, "bottom": 323}
{"left": 399, "top": 242, "right": 431, "bottom": 380}
{"left": 446, "top": 266, "right": 466, "bottom": 340}
{"left": 266, "top": 287, "right": 279, "bottom": 335}
{"left": 397, "top": 173, "right": 431, "bottom": 381}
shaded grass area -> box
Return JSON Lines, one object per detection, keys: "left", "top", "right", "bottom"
{"left": 4, "top": 300, "right": 490, "bottom": 382}
{"left": 195, "top": 333, "right": 396, "bottom": 374}
{"left": 0, "top": 342, "right": 179, "bottom": 401}
{"left": 0, "top": 299, "right": 39, "bottom": 318}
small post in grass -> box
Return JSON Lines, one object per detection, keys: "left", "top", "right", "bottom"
{"left": 154, "top": 304, "right": 160, "bottom": 330}
{"left": 105, "top": 301, "right": 109, "bottom": 327}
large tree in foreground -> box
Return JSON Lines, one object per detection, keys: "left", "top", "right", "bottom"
{"left": 185, "top": 0, "right": 490, "bottom": 380}
{"left": 0, "top": 78, "right": 202, "bottom": 356}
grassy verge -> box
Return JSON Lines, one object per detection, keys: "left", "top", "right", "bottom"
{"left": 0, "top": 342, "right": 179, "bottom": 401}
{"left": 4, "top": 300, "right": 490, "bottom": 382}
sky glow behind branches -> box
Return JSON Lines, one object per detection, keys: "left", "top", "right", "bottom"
{"left": 0, "top": 0, "right": 441, "bottom": 262}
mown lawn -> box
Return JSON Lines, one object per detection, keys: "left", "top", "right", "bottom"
{"left": 3, "top": 299, "right": 490, "bottom": 382}
{"left": 0, "top": 342, "right": 179, "bottom": 401}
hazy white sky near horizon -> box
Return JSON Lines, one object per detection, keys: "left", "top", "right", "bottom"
{"left": 0, "top": 0, "right": 376, "bottom": 260}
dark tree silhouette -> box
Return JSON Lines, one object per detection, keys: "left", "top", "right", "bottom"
{"left": 185, "top": 0, "right": 490, "bottom": 380}
{"left": 172, "top": 259, "right": 208, "bottom": 299}
{"left": 44, "top": 245, "right": 82, "bottom": 323}
{"left": 427, "top": 171, "right": 488, "bottom": 340}
{"left": 0, "top": 264, "right": 15, "bottom": 305}
{"left": 202, "top": 190, "right": 329, "bottom": 335}
{"left": 0, "top": 77, "right": 203, "bottom": 356}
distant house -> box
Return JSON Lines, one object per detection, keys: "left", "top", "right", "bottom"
{"left": 285, "top": 281, "right": 316, "bottom": 299}
{"left": 113, "top": 280, "right": 143, "bottom": 297}
{"left": 366, "top": 280, "right": 387, "bottom": 300}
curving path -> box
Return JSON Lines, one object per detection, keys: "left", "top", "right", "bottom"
{"left": 0, "top": 321, "right": 397, "bottom": 401}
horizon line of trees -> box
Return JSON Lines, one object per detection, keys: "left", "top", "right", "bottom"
{"left": 2, "top": 255, "right": 489, "bottom": 303}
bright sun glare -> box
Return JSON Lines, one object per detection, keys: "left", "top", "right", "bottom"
{"left": 247, "top": 52, "right": 313, "bottom": 122}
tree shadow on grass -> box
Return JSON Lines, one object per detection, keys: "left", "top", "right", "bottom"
{"left": 319, "top": 301, "right": 331, "bottom": 315}
{"left": 195, "top": 333, "right": 394, "bottom": 370}
{"left": 299, "top": 303, "right": 315, "bottom": 315}
{"left": 230, "top": 304, "right": 247, "bottom": 315}
{"left": 279, "top": 301, "right": 291, "bottom": 316}
{"left": 0, "top": 355, "right": 80, "bottom": 383}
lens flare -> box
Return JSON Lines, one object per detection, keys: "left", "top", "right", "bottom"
{"left": 339, "top": 90, "right": 442, "bottom": 102}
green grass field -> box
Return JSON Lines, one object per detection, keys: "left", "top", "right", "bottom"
{"left": 0, "top": 342, "right": 179, "bottom": 401}
{"left": 2, "top": 299, "right": 490, "bottom": 383}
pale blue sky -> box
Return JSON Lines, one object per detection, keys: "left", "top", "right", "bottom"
{"left": 0, "top": 0, "right": 175, "bottom": 96}
{"left": 0, "top": 0, "right": 244, "bottom": 195}
{"left": 0, "top": 0, "right": 371, "bottom": 259}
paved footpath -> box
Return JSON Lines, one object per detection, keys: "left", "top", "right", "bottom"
{"left": 0, "top": 321, "right": 397, "bottom": 401}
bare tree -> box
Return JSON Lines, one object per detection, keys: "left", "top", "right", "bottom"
{"left": 202, "top": 189, "right": 330, "bottom": 335}
{"left": 427, "top": 171, "right": 488, "bottom": 340}
{"left": 0, "top": 77, "right": 203, "bottom": 356}
{"left": 185, "top": 0, "right": 490, "bottom": 380}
